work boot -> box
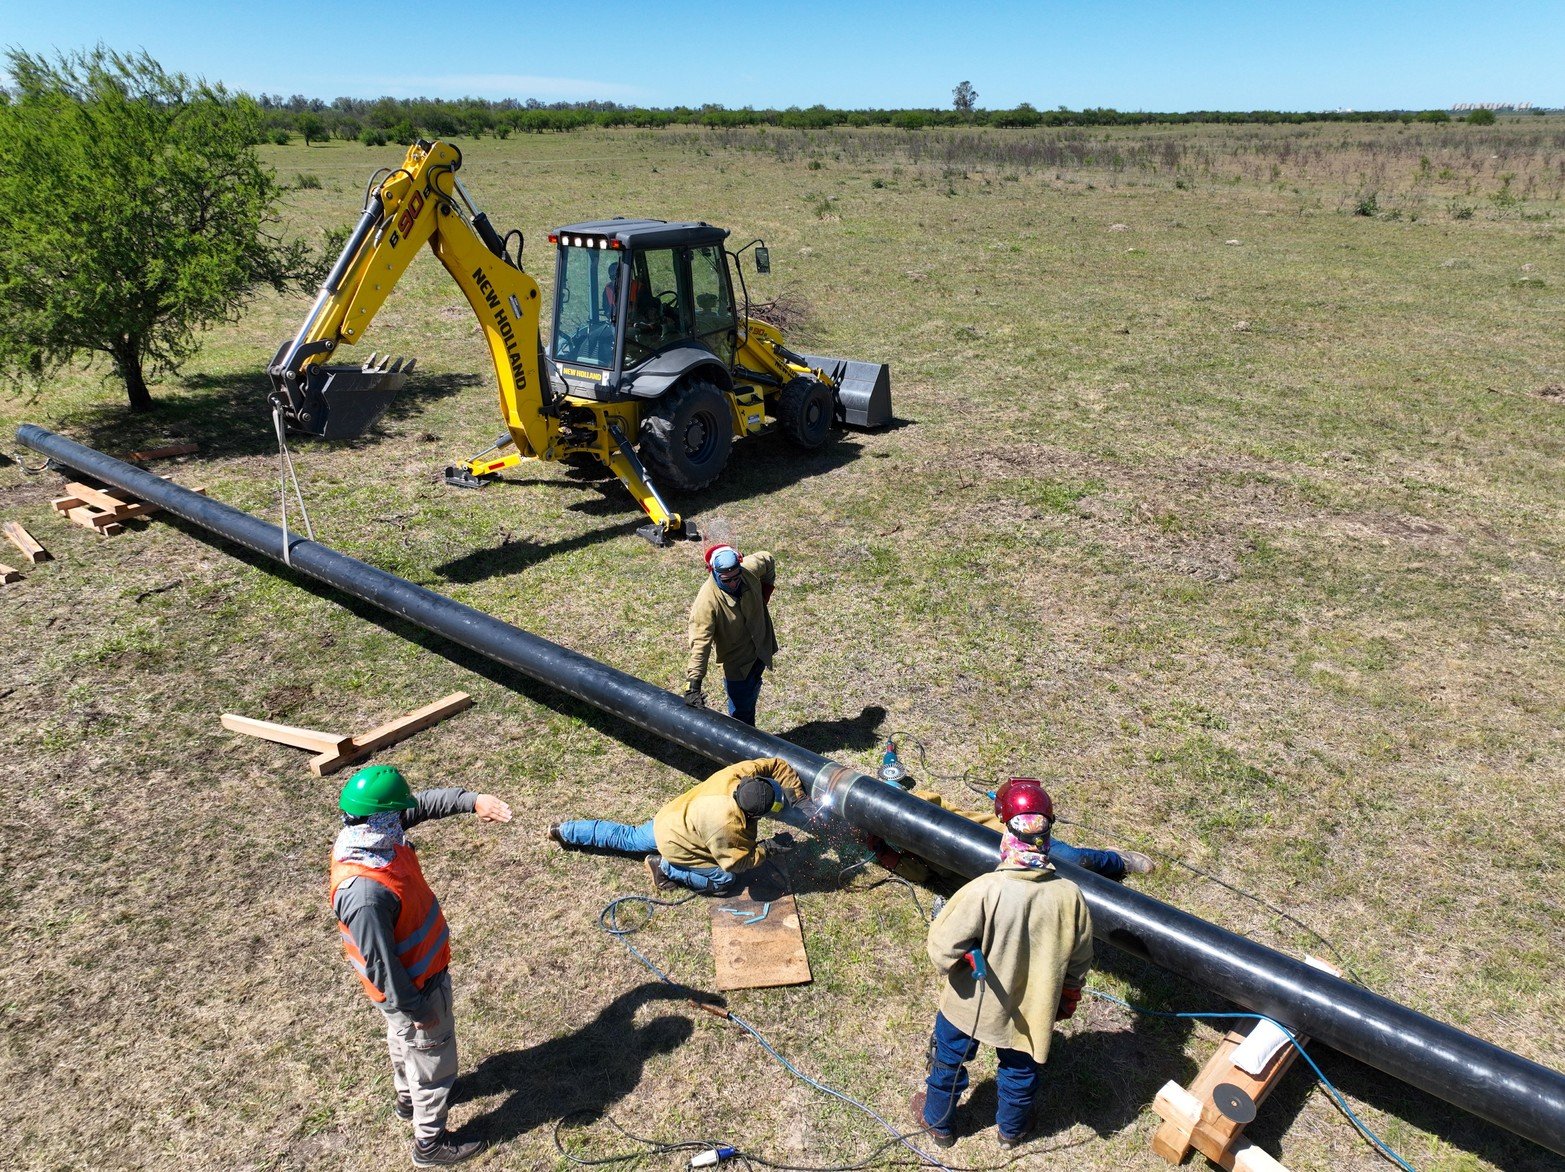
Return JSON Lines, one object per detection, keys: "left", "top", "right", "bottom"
{"left": 411, "top": 1130, "right": 484, "bottom": 1166}
{"left": 909, "top": 1090, "right": 956, "bottom": 1148}
{"left": 394, "top": 1093, "right": 414, "bottom": 1121}
{"left": 996, "top": 1119, "right": 1035, "bottom": 1150}
{"left": 644, "top": 854, "right": 679, "bottom": 893}
{"left": 1119, "top": 850, "right": 1156, "bottom": 875}
{"left": 544, "top": 821, "right": 571, "bottom": 850}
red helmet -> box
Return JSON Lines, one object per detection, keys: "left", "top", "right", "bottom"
{"left": 704, "top": 543, "right": 741, "bottom": 571}
{"left": 994, "top": 777, "right": 1054, "bottom": 826}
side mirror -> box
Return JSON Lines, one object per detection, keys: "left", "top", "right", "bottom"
{"left": 754, "top": 246, "right": 770, "bottom": 275}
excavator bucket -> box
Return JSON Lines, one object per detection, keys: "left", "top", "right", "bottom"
{"left": 285, "top": 355, "right": 415, "bottom": 440}
{"left": 799, "top": 353, "right": 893, "bottom": 428}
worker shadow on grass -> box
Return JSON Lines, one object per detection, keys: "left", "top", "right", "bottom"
{"left": 43, "top": 370, "right": 480, "bottom": 463}
{"left": 775, "top": 704, "right": 887, "bottom": 759}
{"left": 451, "top": 982, "right": 703, "bottom": 1146}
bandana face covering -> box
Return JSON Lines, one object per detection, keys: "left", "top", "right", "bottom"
{"left": 1001, "top": 812, "right": 1051, "bottom": 869}
{"left": 332, "top": 811, "right": 408, "bottom": 868}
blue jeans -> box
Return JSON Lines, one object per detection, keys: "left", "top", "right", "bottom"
{"left": 555, "top": 817, "right": 738, "bottom": 895}
{"left": 923, "top": 1010, "right": 1041, "bottom": 1140}
{"left": 1050, "top": 839, "right": 1126, "bottom": 882}
{"left": 723, "top": 661, "right": 765, "bottom": 726}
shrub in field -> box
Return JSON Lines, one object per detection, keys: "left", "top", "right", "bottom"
{"left": 1466, "top": 108, "right": 1497, "bottom": 126}
{"left": 293, "top": 172, "right": 322, "bottom": 190}
{"left": 1353, "top": 190, "right": 1379, "bottom": 216}
{"left": 0, "top": 46, "right": 321, "bottom": 412}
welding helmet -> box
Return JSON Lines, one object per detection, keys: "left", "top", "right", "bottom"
{"left": 736, "top": 776, "right": 788, "bottom": 816}
{"left": 994, "top": 777, "right": 1054, "bottom": 831}
{"left": 339, "top": 765, "right": 417, "bottom": 816}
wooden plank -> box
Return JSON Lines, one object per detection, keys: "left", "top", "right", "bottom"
{"left": 51, "top": 496, "right": 87, "bottom": 512}
{"left": 221, "top": 714, "right": 352, "bottom": 755}
{"left": 63, "top": 505, "right": 121, "bottom": 535}
{"left": 2, "top": 521, "right": 50, "bottom": 563}
{"left": 0, "top": 563, "right": 20, "bottom": 585}
{"left": 309, "top": 692, "right": 474, "bottom": 777}
{"left": 710, "top": 862, "right": 811, "bottom": 990}
{"left": 127, "top": 443, "right": 198, "bottom": 461}
{"left": 1151, "top": 1081, "right": 1200, "bottom": 1164}
{"left": 63, "top": 481, "right": 139, "bottom": 516}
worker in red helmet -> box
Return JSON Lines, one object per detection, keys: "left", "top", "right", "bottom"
{"left": 866, "top": 770, "right": 1154, "bottom": 883}
{"left": 329, "top": 765, "right": 513, "bottom": 1168}
{"left": 913, "top": 777, "right": 1094, "bottom": 1152}
{"left": 682, "top": 543, "right": 777, "bottom": 726}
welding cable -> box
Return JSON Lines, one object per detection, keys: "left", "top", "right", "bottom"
{"left": 594, "top": 890, "right": 957, "bottom": 1171}
{"left": 1085, "top": 990, "right": 1417, "bottom": 1172}
{"left": 836, "top": 858, "right": 938, "bottom": 923}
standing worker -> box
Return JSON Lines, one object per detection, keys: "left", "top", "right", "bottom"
{"left": 683, "top": 543, "right": 777, "bottom": 726}
{"left": 329, "top": 764, "right": 513, "bottom": 1167}
{"left": 547, "top": 758, "right": 804, "bottom": 895}
{"left": 914, "top": 777, "right": 1093, "bottom": 1151}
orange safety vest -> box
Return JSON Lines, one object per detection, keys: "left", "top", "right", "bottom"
{"left": 329, "top": 844, "right": 451, "bottom": 1003}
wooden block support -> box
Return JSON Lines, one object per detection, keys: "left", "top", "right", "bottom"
{"left": 309, "top": 692, "right": 474, "bottom": 777}
{"left": 221, "top": 714, "right": 353, "bottom": 756}
{"left": 3, "top": 521, "right": 50, "bottom": 564}
{"left": 0, "top": 563, "right": 20, "bottom": 584}
{"left": 710, "top": 861, "right": 812, "bottom": 991}
{"left": 51, "top": 479, "right": 205, "bottom": 536}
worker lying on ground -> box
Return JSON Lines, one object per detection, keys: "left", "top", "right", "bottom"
{"left": 913, "top": 777, "right": 1094, "bottom": 1152}
{"left": 864, "top": 773, "right": 1154, "bottom": 883}
{"left": 547, "top": 758, "right": 805, "bottom": 895}
{"left": 329, "top": 765, "right": 513, "bottom": 1168}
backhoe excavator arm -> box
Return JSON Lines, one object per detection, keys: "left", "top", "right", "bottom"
{"left": 267, "top": 140, "right": 550, "bottom": 454}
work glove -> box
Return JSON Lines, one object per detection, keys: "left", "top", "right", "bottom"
{"left": 762, "top": 582, "right": 775, "bottom": 604}
{"left": 764, "top": 832, "right": 796, "bottom": 854}
{"left": 682, "top": 686, "right": 706, "bottom": 708}
{"left": 1056, "top": 985, "right": 1082, "bottom": 1021}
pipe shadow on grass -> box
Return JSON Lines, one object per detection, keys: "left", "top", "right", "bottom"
{"left": 450, "top": 982, "right": 705, "bottom": 1145}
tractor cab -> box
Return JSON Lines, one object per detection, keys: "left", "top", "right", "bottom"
{"left": 548, "top": 219, "right": 755, "bottom": 402}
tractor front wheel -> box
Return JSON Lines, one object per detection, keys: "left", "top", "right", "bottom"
{"left": 640, "top": 378, "right": 733, "bottom": 492}
{"left": 778, "top": 377, "right": 835, "bottom": 450}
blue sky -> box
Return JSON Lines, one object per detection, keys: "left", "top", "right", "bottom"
{"left": 3, "top": 1, "right": 1561, "bottom": 111}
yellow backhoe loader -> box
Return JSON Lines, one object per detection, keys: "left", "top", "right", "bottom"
{"left": 267, "top": 139, "right": 891, "bottom": 543}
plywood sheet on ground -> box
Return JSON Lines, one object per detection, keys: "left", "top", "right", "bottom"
{"left": 710, "top": 862, "right": 811, "bottom": 991}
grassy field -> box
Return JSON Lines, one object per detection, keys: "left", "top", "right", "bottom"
{"left": 2, "top": 120, "right": 1562, "bottom": 1172}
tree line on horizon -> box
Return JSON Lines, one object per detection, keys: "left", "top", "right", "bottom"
{"left": 251, "top": 92, "right": 1528, "bottom": 145}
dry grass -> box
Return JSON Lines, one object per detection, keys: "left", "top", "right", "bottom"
{"left": 2, "top": 123, "right": 1562, "bottom": 1172}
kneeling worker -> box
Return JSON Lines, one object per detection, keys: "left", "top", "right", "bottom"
{"left": 548, "top": 758, "right": 805, "bottom": 895}
{"left": 915, "top": 777, "right": 1094, "bottom": 1151}
{"left": 329, "top": 765, "right": 513, "bottom": 1167}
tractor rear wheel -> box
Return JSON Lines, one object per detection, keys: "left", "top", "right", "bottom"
{"left": 640, "top": 378, "right": 733, "bottom": 492}
{"left": 778, "top": 377, "right": 835, "bottom": 450}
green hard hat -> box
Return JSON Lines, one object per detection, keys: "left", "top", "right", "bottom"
{"left": 339, "top": 765, "right": 417, "bottom": 816}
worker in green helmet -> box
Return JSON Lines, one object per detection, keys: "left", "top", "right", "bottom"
{"left": 328, "top": 764, "right": 512, "bottom": 1168}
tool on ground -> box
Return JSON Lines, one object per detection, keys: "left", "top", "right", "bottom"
{"left": 267, "top": 139, "right": 892, "bottom": 545}
{"left": 876, "top": 736, "right": 908, "bottom": 786}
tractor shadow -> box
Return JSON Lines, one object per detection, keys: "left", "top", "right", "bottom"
{"left": 35, "top": 369, "right": 477, "bottom": 462}
{"left": 449, "top": 982, "right": 709, "bottom": 1145}
{"left": 433, "top": 429, "right": 873, "bottom": 583}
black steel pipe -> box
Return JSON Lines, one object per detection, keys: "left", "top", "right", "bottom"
{"left": 18, "top": 423, "right": 1565, "bottom": 1157}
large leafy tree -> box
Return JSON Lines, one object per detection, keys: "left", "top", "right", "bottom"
{"left": 0, "top": 47, "right": 316, "bottom": 411}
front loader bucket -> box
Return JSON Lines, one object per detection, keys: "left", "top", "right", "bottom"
{"left": 800, "top": 353, "right": 892, "bottom": 428}
{"left": 290, "top": 355, "right": 414, "bottom": 440}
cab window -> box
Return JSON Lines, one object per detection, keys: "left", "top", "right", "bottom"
{"left": 622, "top": 247, "right": 692, "bottom": 367}
{"left": 552, "top": 246, "right": 618, "bottom": 367}
{"left": 690, "top": 245, "right": 736, "bottom": 366}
